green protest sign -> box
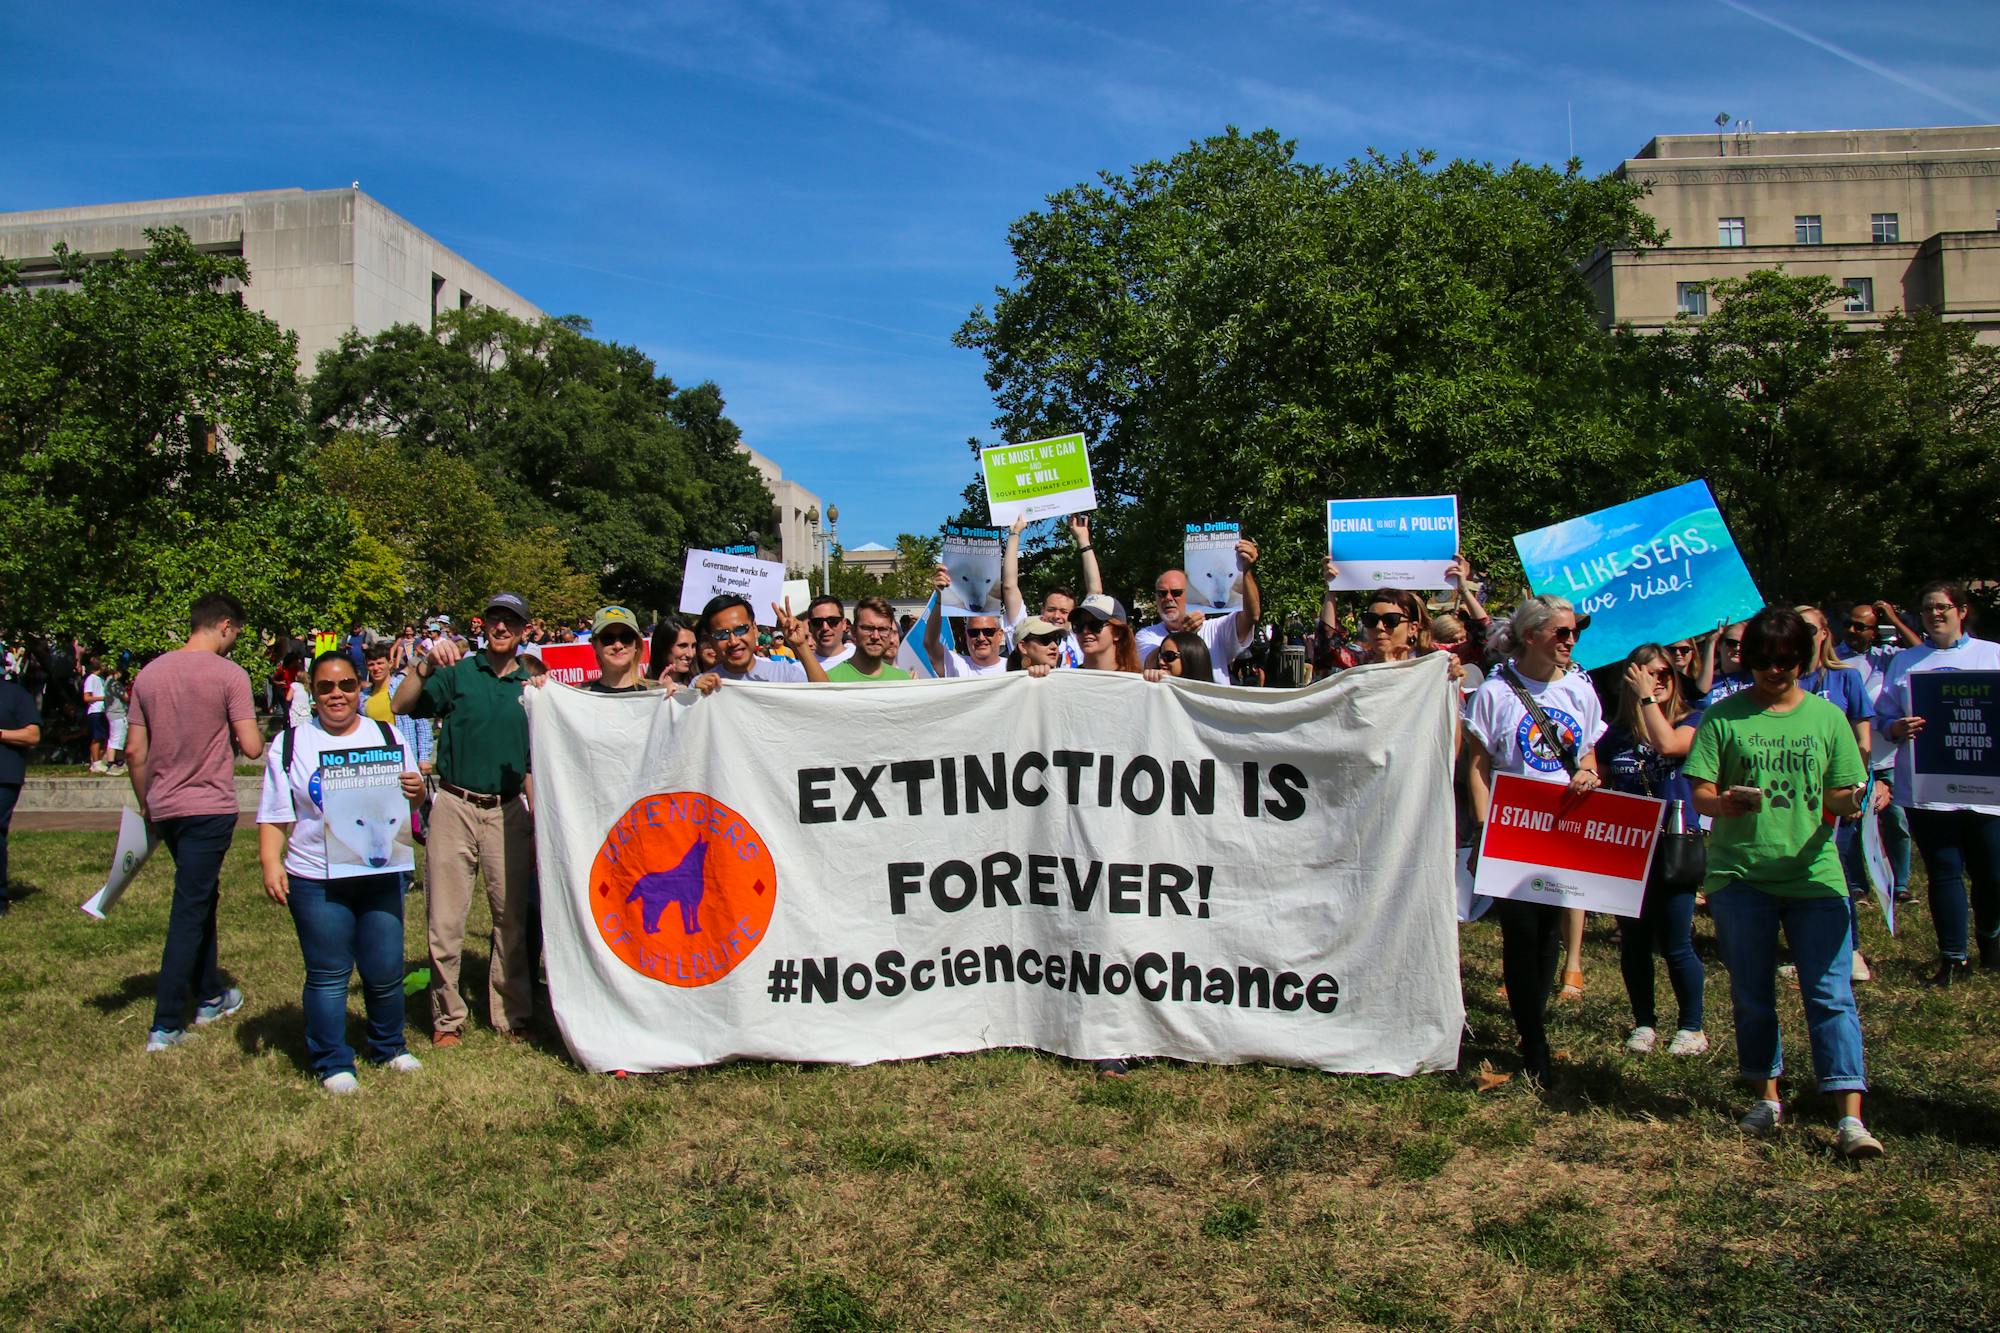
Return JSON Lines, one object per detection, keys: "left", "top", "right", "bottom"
{"left": 980, "top": 433, "right": 1097, "bottom": 525}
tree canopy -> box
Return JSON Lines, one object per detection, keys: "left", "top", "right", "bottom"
{"left": 309, "top": 308, "right": 774, "bottom": 617}
{"left": 0, "top": 228, "right": 361, "bottom": 658}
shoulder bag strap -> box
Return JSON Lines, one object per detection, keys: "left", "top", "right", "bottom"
{"left": 1501, "top": 664, "right": 1580, "bottom": 777}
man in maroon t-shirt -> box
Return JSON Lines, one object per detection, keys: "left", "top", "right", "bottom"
{"left": 126, "top": 592, "right": 266, "bottom": 1051}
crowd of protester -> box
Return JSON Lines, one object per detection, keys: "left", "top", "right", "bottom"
{"left": 6, "top": 526, "right": 1992, "bottom": 1163}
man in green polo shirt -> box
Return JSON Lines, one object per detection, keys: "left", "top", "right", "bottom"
{"left": 825, "top": 596, "right": 912, "bottom": 682}
{"left": 393, "top": 591, "right": 546, "bottom": 1047}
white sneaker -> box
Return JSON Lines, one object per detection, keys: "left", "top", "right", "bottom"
{"left": 1667, "top": 1029, "right": 1709, "bottom": 1056}
{"left": 384, "top": 1053, "right": 422, "bottom": 1073}
{"left": 322, "top": 1072, "right": 360, "bottom": 1095}
{"left": 1851, "top": 953, "right": 1873, "bottom": 983}
{"left": 1624, "top": 1025, "right": 1657, "bottom": 1054}
{"left": 1738, "top": 1099, "right": 1782, "bottom": 1134}
{"left": 1837, "top": 1117, "right": 1884, "bottom": 1159}
{"left": 89, "top": 760, "right": 109, "bottom": 774}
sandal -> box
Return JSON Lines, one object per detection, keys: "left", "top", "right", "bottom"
{"left": 1558, "top": 969, "right": 1585, "bottom": 1001}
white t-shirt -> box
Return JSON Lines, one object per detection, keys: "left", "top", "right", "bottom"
{"left": 1466, "top": 664, "right": 1607, "bottom": 784}
{"left": 84, "top": 672, "right": 107, "bottom": 714}
{"left": 816, "top": 645, "right": 856, "bottom": 671}
{"left": 1136, "top": 614, "right": 1246, "bottom": 686}
{"left": 1875, "top": 635, "right": 2000, "bottom": 812}
{"left": 717, "top": 657, "right": 808, "bottom": 683}
{"left": 943, "top": 651, "right": 1008, "bottom": 679}
{"left": 258, "top": 716, "right": 417, "bottom": 879}
{"left": 287, "top": 679, "right": 314, "bottom": 728}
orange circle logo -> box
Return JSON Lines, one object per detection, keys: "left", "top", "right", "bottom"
{"left": 590, "top": 792, "right": 777, "bottom": 987}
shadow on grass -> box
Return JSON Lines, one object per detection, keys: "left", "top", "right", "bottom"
{"left": 84, "top": 971, "right": 157, "bottom": 1015}
{"left": 236, "top": 1002, "right": 311, "bottom": 1069}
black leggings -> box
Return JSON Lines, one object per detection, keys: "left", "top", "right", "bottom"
{"left": 1495, "top": 898, "right": 1563, "bottom": 1077}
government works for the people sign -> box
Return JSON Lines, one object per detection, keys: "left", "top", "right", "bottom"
{"left": 527, "top": 656, "right": 1463, "bottom": 1075}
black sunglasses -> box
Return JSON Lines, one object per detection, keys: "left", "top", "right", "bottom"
{"left": 312, "top": 677, "right": 360, "bottom": 695}
{"left": 1071, "top": 616, "right": 1106, "bottom": 632}
{"left": 1549, "top": 626, "right": 1578, "bottom": 642}
{"left": 597, "top": 632, "right": 639, "bottom": 648}
{"left": 964, "top": 626, "right": 1001, "bottom": 639}
{"left": 1157, "top": 650, "right": 1182, "bottom": 664}
{"left": 808, "top": 616, "right": 844, "bottom": 629}
{"left": 1024, "top": 633, "right": 1065, "bottom": 647}
{"left": 1359, "top": 611, "right": 1410, "bottom": 631}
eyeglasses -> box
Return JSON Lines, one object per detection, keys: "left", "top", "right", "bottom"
{"left": 856, "top": 624, "right": 895, "bottom": 638}
{"left": 1549, "top": 627, "right": 1578, "bottom": 642}
{"left": 312, "top": 677, "right": 360, "bottom": 696}
{"left": 1668, "top": 645, "right": 1694, "bottom": 656}
{"left": 1072, "top": 617, "right": 1106, "bottom": 633}
{"left": 1721, "top": 637, "right": 1742, "bottom": 650}
{"left": 1922, "top": 604, "right": 1958, "bottom": 615}
{"left": 1157, "top": 650, "right": 1182, "bottom": 664}
{"left": 711, "top": 624, "right": 755, "bottom": 641}
{"left": 1359, "top": 612, "right": 1410, "bottom": 631}
{"left": 1154, "top": 588, "right": 1186, "bottom": 600}
{"left": 1648, "top": 667, "right": 1675, "bottom": 682}
{"left": 1748, "top": 657, "right": 1801, "bottom": 672}
{"left": 1845, "top": 621, "right": 1875, "bottom": 633}
{"left": 808, "top": 616, "right": 844, "bottom": 629}
{"left": 1025, "top": 633, "right": 1065, "bottom": 647}
{"left": 965, "top": 626, "right": 1001, "bottom": 639}
{"left": 597, "top": 632, "right": 638, "bottom": 648}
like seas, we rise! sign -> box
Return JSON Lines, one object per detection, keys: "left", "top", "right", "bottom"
{"left": 1512, "top": 480, "right": 1764, "bottom": 671}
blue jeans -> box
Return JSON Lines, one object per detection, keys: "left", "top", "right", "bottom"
{"left": 1618, "top": 882, "right": 1704, "bottom": 1032}
{"left": 1709, "top": 883, "right": 1866, "bottom": 1092}
{"left": 151, "top": 814, "right": 238, "bottom": 1032}
{"left": 1906, "top": 807, "right": 2000, "bottom": 961}
{"left": 1878, "top": 798, "right": 1913, "bottom": 892}
{"left": 287, "top": 873, "right": 409, "bottom": 1077}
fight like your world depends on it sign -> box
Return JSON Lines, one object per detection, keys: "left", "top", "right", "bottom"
{"left": 1512, "top": 480, "right": 1764, "bottom": 672}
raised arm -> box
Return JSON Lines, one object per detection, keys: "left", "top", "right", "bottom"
{"left": 773, "top": 601, "right": 829, "bottom": 684}
{"left": 1874, "top": 599, "right": 1919, "bottom": 647}
{"left": 1237, "top": 536, "right": 1261, "bottom": 627}
{"left": 1001, "top": 513, "right": 1028, "bottom": 627}
{"left": 1070, "top": 513, "right": 1102, "bottom": 597}
{"left": 923, "top": 568, "right": 950, "bottom": 676}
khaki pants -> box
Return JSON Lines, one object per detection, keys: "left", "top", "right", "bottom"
{"left": 426, "top": 788, "right": 535, "bottom": 1035}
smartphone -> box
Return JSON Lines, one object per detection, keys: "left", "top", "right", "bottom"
{"left": 1726, "top": 784, "right": 1765, "bottom": 809}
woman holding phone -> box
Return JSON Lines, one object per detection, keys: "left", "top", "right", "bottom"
{"left": 1685, "top": 607, "right": 1878, "bottom": 1157}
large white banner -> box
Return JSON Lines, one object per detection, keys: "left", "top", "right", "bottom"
{"left": 529, "top": 655, "right": 1463, "bottom": 1075}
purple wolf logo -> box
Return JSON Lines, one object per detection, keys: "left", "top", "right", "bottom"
{"left": 626, "top": 839, "right": 709, "bottom": 935}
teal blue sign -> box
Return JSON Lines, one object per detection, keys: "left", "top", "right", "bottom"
{"left": 1512, "top": 480, "right": 1763, "bottom": 671}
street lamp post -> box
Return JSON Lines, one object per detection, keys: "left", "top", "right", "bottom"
{"left": 805, "top": 502, "right": 839, "bottom": 595}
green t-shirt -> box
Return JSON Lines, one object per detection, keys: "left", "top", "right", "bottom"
{"left": 825, "top": 660, "right": 912, "bottom": 683}
{"left": 411, "top": 653, "right": 536, "bottom": 800}
{"left": 1683, "top": 689, "right": 1866, "bottom": 899}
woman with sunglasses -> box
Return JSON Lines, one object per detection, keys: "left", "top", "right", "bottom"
{"left": 1073, "top": 594, "right": 1142, "bottom": 674}
{"left": 1141, "top": 629, "right": 1213, "bottom": 682}
{"left": 1875, "top": 582, "right": 2000, "bottom": 985}
{"left": 1465, "top": 595, "right": 1605, "bottom": 1087}
{"left": 1007, "top": 615, "right": 1070, "bottom": 678}
{"left": 1685, "top": 607, "right": 1879, "bottom": 1156}
{"left": 257, "top": 651, "right": 427, "bottom": 1095}
{"left": 582, "top": 606, "right": 667, "bottom": 694}
{"left": 1599, "top": 644, "right": 1708, "bottom": 1057}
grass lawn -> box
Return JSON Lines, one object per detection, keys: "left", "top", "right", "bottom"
{"left": 3, "top": 831, "right": 1998, "bottom": 1331}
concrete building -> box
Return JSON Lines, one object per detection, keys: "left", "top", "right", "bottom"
{"left": 0, "top": 187, "right": 545, "bottom": 373}
{"left": 740, "top": 444, "right": 825, "bottom": 576}
{"left": 840, "top": 541, "right": 900, "bottom": 582}
{"left": 1585, "top": 125, "right": 2000, "bottom": 341}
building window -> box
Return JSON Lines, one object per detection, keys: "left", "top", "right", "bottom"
{"left": 1718, "top": 217, "right": 1745, "bottom": 247}
{"left": 1794, "top": 215, "right": 1822, "bottom": 244}
{"left": 1843, "top": 278, "right": 1874, "bottom": 313}
{"left": 1871, "top": 213, "right": 1899, "bottom": 243}
{"left": 1677, "top": 282, "right": 1709, "bottom": 317}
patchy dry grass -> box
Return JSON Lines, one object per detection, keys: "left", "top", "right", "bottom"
{"left": 2, "top": 831, "right": 1998, "bottom": 1330}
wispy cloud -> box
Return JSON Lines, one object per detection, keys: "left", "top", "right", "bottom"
{"left": 1715, "top": 0, "right": 1997, "bottom": 120}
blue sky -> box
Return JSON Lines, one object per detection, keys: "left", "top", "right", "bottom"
{"left": 5, "top": 1, "right": 1995, "bottom": 548}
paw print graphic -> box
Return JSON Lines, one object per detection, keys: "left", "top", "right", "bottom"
{"left": 1768, "top": 777, "right": 1798, "bottom": 810}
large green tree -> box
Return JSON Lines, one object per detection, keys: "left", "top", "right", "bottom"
{"left": 0, "top": 228, "right": 356, "bottom": 656}
{"left": 955, "top": 128, "right": 1665, "bottom": 614}
{"left": 309, "top": 308, "right": 774, "bottom": 614}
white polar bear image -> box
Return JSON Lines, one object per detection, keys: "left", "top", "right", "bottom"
{"left": 325, "top": 782, "right": 414, "bottom": 873}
